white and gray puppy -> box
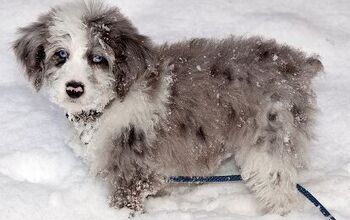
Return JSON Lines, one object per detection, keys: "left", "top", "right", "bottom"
{"left": 13, "top": 0, "right": 323, "bottom": 215}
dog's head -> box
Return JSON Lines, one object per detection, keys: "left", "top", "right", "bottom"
{"left": 13, "top": 0, "right": 154, "bottom": 113}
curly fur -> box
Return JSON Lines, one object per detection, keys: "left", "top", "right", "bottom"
{"left": 13, "top": 0, "right": 323, "bottom": 215}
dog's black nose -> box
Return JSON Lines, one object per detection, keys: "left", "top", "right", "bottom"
{"left": 66, "top": 81, "right": 84, "bottom": 99}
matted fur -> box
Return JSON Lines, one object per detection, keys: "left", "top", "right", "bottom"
{"left": 13, "top": 0, "right": 323, "bottom": 215}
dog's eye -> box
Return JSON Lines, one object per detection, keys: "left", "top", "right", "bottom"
{"left": 54, "top": 49, "right": 69, "bottom": 67}
{"left": 56, "top": 49, "right": 68, "bottom": 59}
{"left": 92, "top": 55, "right": 106, "bottom": 63}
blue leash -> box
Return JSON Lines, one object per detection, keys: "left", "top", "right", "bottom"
{"left": 168, "top": 175, "right": 336, "bottom": 220}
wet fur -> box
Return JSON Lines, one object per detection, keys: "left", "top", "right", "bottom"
{"left": 13, "top": 0, "right": 323, "bottom": 215}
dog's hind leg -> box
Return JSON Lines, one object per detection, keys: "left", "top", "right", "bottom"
{"left": 234, "top": 101, "right": 311, "bottom": 215}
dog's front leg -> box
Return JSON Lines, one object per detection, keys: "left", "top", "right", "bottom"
{"left": 105, "top": 125, "right": 164, "bottom": 213}
{"left": 109, "top": 169, "right": 164, "bottom": 213}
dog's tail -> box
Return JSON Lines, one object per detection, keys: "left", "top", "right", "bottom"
{"left": 304, "top": 56, "right": 324, "bottom": 78}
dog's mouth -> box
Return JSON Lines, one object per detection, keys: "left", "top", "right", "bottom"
{"left": 66, "top": 110, "right": 103, "bottom": 123}
{"left": 65, "top": 96, "right": 115, "bottom": 118}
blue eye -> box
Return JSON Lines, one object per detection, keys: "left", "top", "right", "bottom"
{"left": 92, "top": 55, "right": 105, "bottom": 63}
{"left": 57, "top": 49, "right": 68, "bottom": 59}
{"left": 55, "top": 49, "right": 68, "bottom": 67}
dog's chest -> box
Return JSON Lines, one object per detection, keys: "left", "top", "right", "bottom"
{"left": 66, "top": 111, "right": 102, "bottom": 145}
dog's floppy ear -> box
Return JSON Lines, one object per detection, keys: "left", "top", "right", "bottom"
{"left": 88, "top": 7, "right": 155, "bottom": 99}
{"left": 13, "top": 14, "right": 50, "bottom": 91}
{"left": 110, "top": 32, "right": 155, "bottom": 98}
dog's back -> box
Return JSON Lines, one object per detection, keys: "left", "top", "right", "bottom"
{"left": 155, "top": 36, "right": 322, "bottom": 175}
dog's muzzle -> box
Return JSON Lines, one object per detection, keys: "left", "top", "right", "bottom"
{"left": 66, "top": 81, "right": 84, "bottom": 99}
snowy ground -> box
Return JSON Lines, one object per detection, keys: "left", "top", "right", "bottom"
{"left": 0, "top": 0, "right": 350, "bottom": 219}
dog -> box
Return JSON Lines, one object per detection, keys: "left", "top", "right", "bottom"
{"left": 13, "top": 0, "right": 323, "bottom": 215}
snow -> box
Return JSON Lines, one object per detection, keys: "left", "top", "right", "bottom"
{"left": 0, "top": 0, "right": 350, "bottom": 219}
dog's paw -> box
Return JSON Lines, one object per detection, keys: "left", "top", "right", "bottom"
{"left": 257, "top": 177, "right": 301, "bottom": 216}
{"left": 262, "top": 192, "right": 299, "bottom": 216}
{"left": 243, "top": 167, "right": 300, "bottom": 216}
{"left": 109, "top": 186, "right": 145, "bottom": 212}
{"left": 108, "top": 172, "right": 165, "bottom": 213}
